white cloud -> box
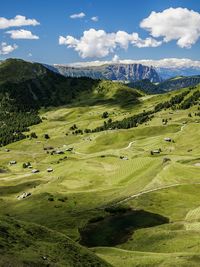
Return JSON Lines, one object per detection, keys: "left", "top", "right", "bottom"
{"left": 140, "top": 7, "right": 200, "bottom": 48}
{"left": 6, "top": 29, "right": 39, "bottom": 39}
{"left": 28, "top": 53, "right": 32, "bottom": 57}
{"left": 0, "top": 15, "right": 39, "bottom": 29}
{"left": 59, "top": 28, "right": 161, "bottom": 58}
{"left": 66, "top": 58, "right": 200, "bottom": 69}
{"left": 112, "top": 54, "right": 120, "bottom": 62}
{"left": 59, "top": 29, "right": 116, "bottom": 58}
{"left": 91, "top": 16, "right": 98, "bottom": 22}
{"left": 70, "top": 12, "right": 85, "bottom": 19}
{"left": 0, "top": 42, "right": 18, "bottom": 55}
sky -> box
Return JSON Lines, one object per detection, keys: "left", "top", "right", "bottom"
{"left": 0, "top": 0, "right": 200, "bottom": 66}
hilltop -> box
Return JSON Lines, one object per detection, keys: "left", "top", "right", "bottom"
{"left": 0, "top": 59, "right": 141, "bottom": 146}
{"left": 0, "top": 59, "right": 142, "bottom": 109}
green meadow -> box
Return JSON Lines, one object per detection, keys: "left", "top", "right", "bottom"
{"left": 0, "top": 84, "right": 200, "bottom": 266}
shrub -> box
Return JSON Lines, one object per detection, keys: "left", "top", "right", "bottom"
{"left": 30, "top": 132, "right": 37, "bottom": 138}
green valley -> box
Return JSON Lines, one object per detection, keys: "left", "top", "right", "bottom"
{"left": 0, "top": 59, "right": 200, "bottom": 267}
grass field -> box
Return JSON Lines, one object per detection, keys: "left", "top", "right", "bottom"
{"left": 0, "top": 85, "right": 200, "bottom": 266}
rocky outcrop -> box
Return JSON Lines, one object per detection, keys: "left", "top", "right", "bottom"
{"left": 49, "top": 64, "right": 161, "bottom": 83}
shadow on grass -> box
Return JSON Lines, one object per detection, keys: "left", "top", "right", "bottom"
{"left": 79, "top": 208, "right": 169, "bottom": 247}
{"left": 0, "top": 181, "right": 41, "bottom": 196}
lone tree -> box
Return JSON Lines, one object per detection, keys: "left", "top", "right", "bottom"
{"left": 44, "top": 134, "right": 50, "bottom": 139}
{"left": 102, "top": 111, "right": 109, "bottom": 119}
{"left": 30, "top": 132, "right": 37, "bottom": 139}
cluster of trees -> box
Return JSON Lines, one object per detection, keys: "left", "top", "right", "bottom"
{"left": 73, "top": 129, "right": 83, "bottom": 135}
{"left": 86, "top": 91, "right": 191, "bottom": 133}
{"left": 82, "top": 90, "right": 198, "bottom": 134}
{"left": 92, "top": 110, "right": 153, "bottom": 132}
{"left": 69, "top": 124, "right": 77, "bottom": 131}
{"left": 0, "top": 110, "right": 41, "bottom": 146}
{"left": 154, "top": 91, "right": 189, "bottom": 112}
{"left": 69, "top": 124, "right": 84, "bottom": 135}
{"left": 179, "top": 90, "right": 200, "bottom": 109}
{"left": 0, "top": 59, "right": 103, "bottom": 146}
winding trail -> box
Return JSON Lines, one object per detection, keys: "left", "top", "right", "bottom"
{"left": 73, "top": 140, "right": 136, "bottom": 156}
{"left": 73, "top": 151, "right": 87, "bottom": 156}
{"left": 122, "top": 141, "right": 136, "bottom": 150}
{"left": 70, "top": 182, "right": 200, "bottom": 215}
{"left": 110, "top": 182, "right": 200, "bottom": 206}
{"left": 180, "top": 124, "right": 187, "bottom": 132}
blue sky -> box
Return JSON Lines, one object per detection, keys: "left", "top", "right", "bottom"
{"left": 0, "top": 0, "right": 200, "bottom": 64}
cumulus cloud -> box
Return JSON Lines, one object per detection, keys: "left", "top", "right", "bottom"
{"left": 6, "top": 29, "right": 39, "bottom": 39}
{"left": 140, "top": 7, "right": 200, "bottom": 48}
{"left": 91, "top": 16, "right": 98, "bottom": 22}
{"left": 0, "top": 15, "right": 39, "bottom": 29}
{"left": 70, "top": 12, "right": 85, "bottom": 19}
{"left": 0, "top": 42, "right": 18, "bottom": 55}
{"left": 59, "top": 28, "right": 161, "bottom": 58}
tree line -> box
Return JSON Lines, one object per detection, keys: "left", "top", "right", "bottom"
{"left": 82, "top": 89, "right": 199, "bottom": 134}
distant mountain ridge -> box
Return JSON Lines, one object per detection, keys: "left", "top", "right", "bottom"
{"left": 48, "top": 63, "right": 161, "bottom": 83}
{"left": 128, "top": 75, "right": 200, "bottom": 94}
{"left": 156, "top": 67, "right": 200, "bottom": 80}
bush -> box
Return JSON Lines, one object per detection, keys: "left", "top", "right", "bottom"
{"left": 30, "top": 132, "right": 37, "bottom": 138}
{"left": 44, "top": 134, "right": 50, "bottom": 139}
{"left": 102, "top": 111, "right": 109, "bottom": 118}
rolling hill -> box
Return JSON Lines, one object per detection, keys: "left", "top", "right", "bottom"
{"left": 0, "top": 58, "right": 200, "bottom": 267}
{"left": 0, "top": 59, "right": 142, "bottom": 110}
{"left": 0, "top": 59, "right": 141, "bottom": 146}
{"left": 128, "top": 75, "right": 200, "bottom": 93}
{"left": 0, "top": 215, "right": 111, "bottom": 267}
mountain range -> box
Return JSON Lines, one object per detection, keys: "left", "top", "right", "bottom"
{"left": 48, "top": 63, "right": 161, "bottom": 83}
{"left": 46, "top": 62, "right": 200, "bottom": 93}
{"left": 1, "top": 59, "right": 200, "bottom": 95}
{"left": 48, "top": 62, "right": 200, "bottom": 83}
{"left": 156, "top": 66, "right": 200, "bottom": 80}
{"left": 128, "top": 75, "right": 200, "bottom": 94}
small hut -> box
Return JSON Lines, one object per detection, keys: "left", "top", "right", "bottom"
{"left": 32, "top": 169, "right": 39, "bottom": 173}
{"left": 9, "top": 160, "right": 17, "bottom": 165}
{"left": 164, "top": 137, "right": 172, "bottom": 142}
{"left": 47, "top": 167, "right": 53, "bottom": 172}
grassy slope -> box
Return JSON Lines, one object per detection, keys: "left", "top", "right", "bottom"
{"left": 0, "top": 58, "right": 142, "bottom": 109}
{"left": 0, "top": 215, "right": 111, "bottom": 267}
{"left": 0, "top": 83, "right": 200, "bottom": 266}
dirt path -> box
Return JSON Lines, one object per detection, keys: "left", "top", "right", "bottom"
{"left": 73, "top": 140, "right": 136, "bottom": 156}
{"left": 180, "top": 124, "right": 187, "bottom": 132}
{"left": 122, "top": 141, "right": 136, "bottom": 150}
{"left": 111, "top": 182, "right": 200, "bottom": 206}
